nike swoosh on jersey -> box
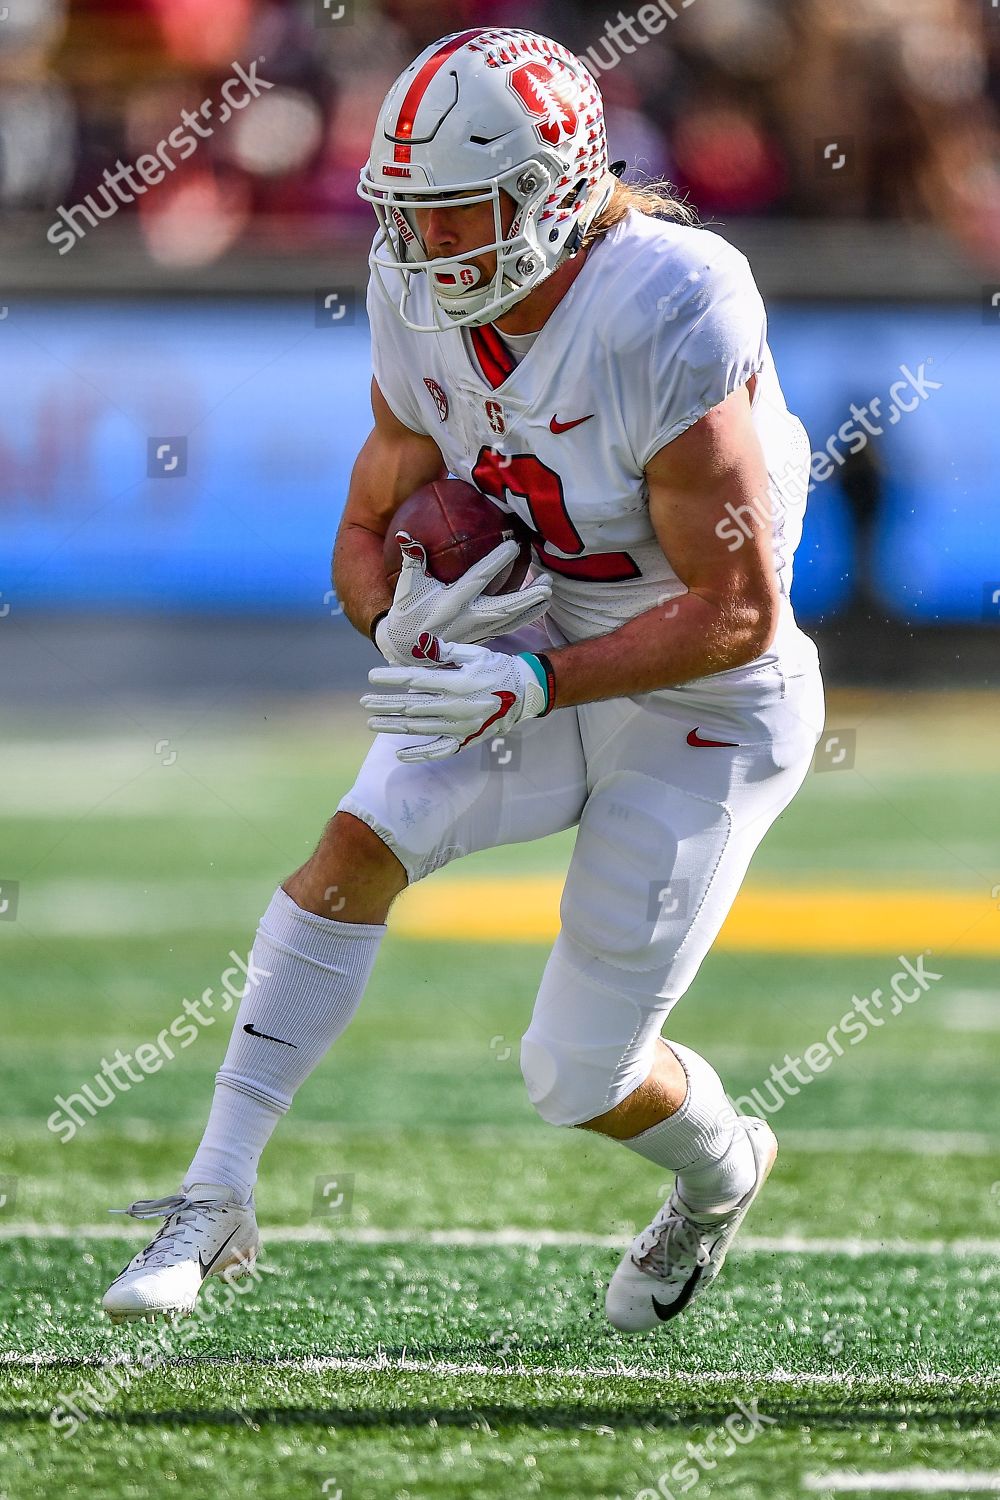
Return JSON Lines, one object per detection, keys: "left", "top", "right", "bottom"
{"left": 198, "top": 1226, "right": 241, "bottom": 1281}
{"left": 459, "top": 690, "right": 517, "bottom": 749}
{"left": 687, "top": 728, "right": 740, "bottom": 748}
{"left": 549, "top": 413, "right": 595, "bottom": 434}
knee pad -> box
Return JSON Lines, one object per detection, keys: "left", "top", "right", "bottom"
{"left": 520, "top": 931, "right": 670, "bottom": 1127}
{"left": 558, "top": 768, "right": 731, "bottom": 998}
{"left": 561, "top": 770, "right": 695, "bottom": 968}
{"left": 336, "top": 735, "right": 475, "bottom": 884}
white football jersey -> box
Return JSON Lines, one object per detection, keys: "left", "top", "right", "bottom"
{"left": 368, "top": 208, "right": 816, "bottom": 680}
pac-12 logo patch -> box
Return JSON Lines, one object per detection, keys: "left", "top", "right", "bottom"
{"left": 484, "top": 399, "right": 506, "bottom": 436}
{"left": 423, "top": 377, "right": 449, "bottom": 421}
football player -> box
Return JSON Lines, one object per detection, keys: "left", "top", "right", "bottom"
{"left": 104, "top": 27, "right": 824, "bottom": 1333}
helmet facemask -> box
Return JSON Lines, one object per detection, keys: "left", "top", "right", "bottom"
{"left": 360, "top": 157, "right": 609, "bottom": 333}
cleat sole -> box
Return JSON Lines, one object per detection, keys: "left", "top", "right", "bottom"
{"left": 103, "top": 1304, "right": 196, "bottom": 1324}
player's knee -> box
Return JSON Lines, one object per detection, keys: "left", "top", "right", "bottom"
{"left": 284, "top": 810, "right": 406, "bottom": 920}
{"left": 520, "top": 928, "right": 673, "bottom": 1127}
{"left": 519, "top": 1026, "right": 655, "bottom": 1128}
{"left": 336, "top": 738, "right": 480, "bottom": 884}
{"left": 328, "top": 809, "right": 401, "bottom": 871}
{"left": 303, "top": 810, "right": 401, "bottom": 885}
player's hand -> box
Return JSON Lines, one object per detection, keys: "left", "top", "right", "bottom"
{"left": 361, "top": 637, "right": 553, "bottom": 762}
{"left": 373, "top": 531, "right": 552, "bottom": 666}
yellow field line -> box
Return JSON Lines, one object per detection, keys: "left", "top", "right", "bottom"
{"left": 393, "top": 879, "right": 1000, "bottom": 954}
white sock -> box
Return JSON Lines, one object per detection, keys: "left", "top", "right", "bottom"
{"left": 620, "top": 1040, "right": 758, "bottom": 1214}
{"left": 185, "top": 887, "right": 385, "bottom": 1198}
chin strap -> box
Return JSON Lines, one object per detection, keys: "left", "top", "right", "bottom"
{"left": 568, "top": 167, "right": 621, "bottom": 257}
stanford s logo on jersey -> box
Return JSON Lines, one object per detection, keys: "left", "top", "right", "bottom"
{"left": 507, "top": 62, "right": 578, "bottom": 147}
{"left": 484, "top": 399, "right": 506, "bottom": 436}
{"left": 423, "top": 378, "right": 449, "bottom": 421}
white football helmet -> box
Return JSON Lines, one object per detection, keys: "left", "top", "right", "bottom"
{"left": 357, "top": 27, "right": 616, "bottom": 333}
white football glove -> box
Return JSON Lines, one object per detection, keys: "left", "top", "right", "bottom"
{"left": 361, "top": 637, "right": 555, "bottom": 763}
{"left": 373, "top": 531, "right": 552, "bottom": 666}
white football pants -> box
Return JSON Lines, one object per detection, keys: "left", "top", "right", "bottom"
{"left": 337, "top": 620, "right": 825, "bottom": 1126}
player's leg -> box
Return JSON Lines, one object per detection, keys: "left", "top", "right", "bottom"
{"left": 518, "top": 659, "right": 825, "bottom": 1329}
{"left": 185, "top": 680, "right": 587, "bottom": 1204}
{"left": 101, "top": 813, "right": 404, "bottom": 1325}
{"left": 103, "top": 624, "right": 588, "bottom": 1321}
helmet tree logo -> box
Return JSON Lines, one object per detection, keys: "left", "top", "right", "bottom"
{"left": 507, "top": 62, "right": 579, "bottom": 147}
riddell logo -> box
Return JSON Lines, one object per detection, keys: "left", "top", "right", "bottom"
{"left": 390, "top": 205, "right": 415, "bottom": 245}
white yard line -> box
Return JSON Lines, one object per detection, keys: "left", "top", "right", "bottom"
{"left": 804, "top": 1473, "right": 1000, "bottom": 1493}
{"left": 4, "top": 1118, "right": 997, "bottom": 1156}
{"left": 0, "top": 1352, "right": 989, "bottom": 1389}
{"left": 2, "top": 1223, "right": 999, "bottom": 1256}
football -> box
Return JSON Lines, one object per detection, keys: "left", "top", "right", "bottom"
{"left": 383, "top": 478, "right": 533, "bottom": 595}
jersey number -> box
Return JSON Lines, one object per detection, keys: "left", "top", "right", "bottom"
{"left": 472, "top": 448, "right": 641, "bottom": 583}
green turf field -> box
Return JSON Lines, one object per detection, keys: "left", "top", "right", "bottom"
{"left": 1, "top": 692, "right": 998, "bottom": 1499}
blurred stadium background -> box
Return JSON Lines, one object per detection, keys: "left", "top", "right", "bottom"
{"left": 2, "top": 0, "right": 1000, "bottom": 696}
{"left": 2, "top": 3, "right": 1000, "bottom": 1498}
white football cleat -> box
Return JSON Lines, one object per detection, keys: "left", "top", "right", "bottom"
{"left": 605, "top": 1117, "right": 777, "bottom": 1333}
{"left": 102, "top": 1183, "right": 259, "bottom": 1325}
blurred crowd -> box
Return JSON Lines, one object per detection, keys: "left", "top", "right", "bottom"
{"left": 2, "top": 0, "right": 999, "bottom": 267}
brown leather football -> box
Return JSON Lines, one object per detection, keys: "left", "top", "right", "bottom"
{"left": 383, "top": 479, "right": 533, "bottom": 595}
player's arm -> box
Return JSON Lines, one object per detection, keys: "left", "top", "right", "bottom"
{"left": 362, "top": 382, "right": 781, "bottom": 759}
{"left": 542, "top": 382, "right": 780, "bottom": 706}
{"left": 332, "top": 378, "right": 447, "bottom": 639}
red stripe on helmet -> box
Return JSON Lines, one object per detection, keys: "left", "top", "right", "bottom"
{"left": 391, "top": 29, "right": 488, "bottom": 148}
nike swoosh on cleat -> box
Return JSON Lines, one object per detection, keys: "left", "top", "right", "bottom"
{"left": 198, "top": 1227, "right": 241, "bottom": 1281}
{"left": 549, "top": 413, "right": 595, "bottom": 434}
{"left": 687, "top": 728, "right": 740, "bottom": 748}
{"left": 243, "top": 1022, "right": 297, "bottom": 1048}
{"left": 651, "top": 1262, "right": 704, "bottom": 1322}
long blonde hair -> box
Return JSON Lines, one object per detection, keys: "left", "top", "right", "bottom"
{"left": 582, "top": 176, "right": 698, "bottom": 249}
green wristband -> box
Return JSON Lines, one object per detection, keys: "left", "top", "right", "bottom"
{"left": 518, "top": 652, "right": 555, "bottom": 716}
